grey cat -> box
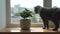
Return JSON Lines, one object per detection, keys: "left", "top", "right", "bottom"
{"left": 34, "top": 6, "right": 60, "bottom": 31}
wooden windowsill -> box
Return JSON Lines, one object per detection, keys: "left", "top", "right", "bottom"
{"left": 0, "top": 27, "right": 59, "bottom": 32}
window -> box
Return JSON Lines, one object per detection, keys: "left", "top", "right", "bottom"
{"left": 10, "top": 0, "right": 43, "bottom": 27}
{"left": 52, "top": 0, "right": 60, "bottom": 8}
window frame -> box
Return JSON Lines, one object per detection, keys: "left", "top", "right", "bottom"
{"left": 6, "top": 0, "right": 52, "bottom": 27}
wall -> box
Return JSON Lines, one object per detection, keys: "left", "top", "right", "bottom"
{"left": 43, "top": 0, "right": 52, "bottom": 8}
{"left": 0, "top": 0, "right": 6, "bottom": 30}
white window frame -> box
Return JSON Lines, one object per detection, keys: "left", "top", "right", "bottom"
{"left": 6, "top": 0, "right": 52, "bottom": 27}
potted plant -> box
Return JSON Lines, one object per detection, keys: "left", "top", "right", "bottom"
{"left": 15, "top": 8, "right": 33, "bottom": 30}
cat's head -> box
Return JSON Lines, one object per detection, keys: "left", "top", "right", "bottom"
{"left": 34, "top": 5, "right": 42, "bottom": 14}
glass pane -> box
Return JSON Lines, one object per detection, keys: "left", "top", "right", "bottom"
{"left": 52, "top": 0, "right": 60, "bottom": 8}
{"left": 10, "top": 0, "right": 43, "bottom": 24}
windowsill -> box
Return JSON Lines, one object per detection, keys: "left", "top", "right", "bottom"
{"left": 0, "top": 27, "right": 57, "bottom": 32}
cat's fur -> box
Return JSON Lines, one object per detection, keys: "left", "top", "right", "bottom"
{"left": 34, "top": 6, "right": 60, "bottom": 31}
